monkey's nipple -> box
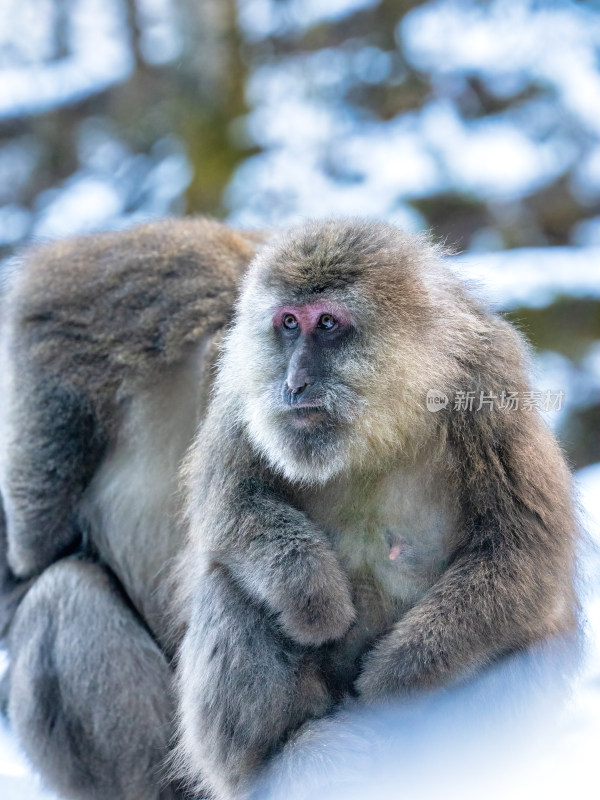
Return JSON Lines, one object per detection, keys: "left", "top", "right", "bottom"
{"left": 389, "top": 543, "right": 402, "bottom": 561}
{"left": 386, "top": 532, "right": 404, "bottom": 561}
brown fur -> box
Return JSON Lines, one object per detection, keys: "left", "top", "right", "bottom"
{"left": 10, "top": 217, "right": 261, "bottom": 401}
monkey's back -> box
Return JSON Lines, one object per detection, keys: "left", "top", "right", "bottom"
{"left": 6, "top": 217, "right": 263, "bottom": 403}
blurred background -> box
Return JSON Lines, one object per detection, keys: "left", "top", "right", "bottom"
{"left": 0, "top": 0, "right": 598, "bottom": 468}
{"left": 0, "top": 0, "right": 599, "bottom": 798}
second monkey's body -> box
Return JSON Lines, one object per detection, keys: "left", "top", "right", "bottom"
{"left": 1, "top": 218, "right": 260, "bottom": 647}
{"left": 0, "top": 218, "right": 263, "bottom": 799}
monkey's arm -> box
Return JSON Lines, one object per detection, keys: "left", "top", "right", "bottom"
{"left": 185, "top": 418, "right": 355, "bottom": 647}
{"left": 1, "top": 369, "right": 107, "bottom": 576}
{"left": 178, "top": 421, "right": 354, "bottom": 796}
{"left": 356, "top": 406, "right": 577, "bottom": 700}
{"left": 220, "top": 489, "right": 356, "bottom": 646}
{"left": 176, "top": 563, "right": 333, "bottom": 800}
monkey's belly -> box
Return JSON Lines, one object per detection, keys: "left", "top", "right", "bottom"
{"left": 79, "top": 352, "right": 208, "bottom": 646}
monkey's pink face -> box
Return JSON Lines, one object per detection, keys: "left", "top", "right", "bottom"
{"left": 238, "top": 293, "right": 367, "bottom": 483}
{"left": 271, "top": 301, "right": 355, "bottom": 429}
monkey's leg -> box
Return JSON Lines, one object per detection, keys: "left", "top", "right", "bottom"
{"left": 7, "top": 558, "right": 178, "bottom": 800}
{"left": 176, "top": 565, "right": 333, "bottom": 800}
{"left": 3, "top": 379, "right": 106, "bottom": 576}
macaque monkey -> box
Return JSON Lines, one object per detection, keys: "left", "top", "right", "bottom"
{"left": 0, "top": 218, "right": 576, "bottom": 800}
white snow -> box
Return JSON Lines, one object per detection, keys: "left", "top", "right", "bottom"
{"left": 419, "top": 100, "right": 573, "bottom": 200}
{"left": 135, "top": 0, "right": 182, "bottom": 66}
{"left": 34, "top": 176, "right": 125, "bottom": 239}
{"left": 451, "top": 247, "right": 600, "bottom": 309}
{"left": 0, "top": 206, "right": 30, "bottom": 246}
{"left": 402, "top": 0, "right": 600, "bottom": 137}
{"left": 237, "top": 0, "right": 379, "bottom": 41}
{"left": 227, "top": 0, "right": 600, "bottom": 226}
{"left": 0, "top": 0, "right": 132, "bottom": 119}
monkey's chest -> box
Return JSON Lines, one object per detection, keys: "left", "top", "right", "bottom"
{"left": 331, "top": 520, "right": 450, "bottom": 608}
{"left": 302, "top": 471, "right": 457, "bottom": 692}
{"left": 302, "top": 469, "right": 456, "bottom": 608}
{"left": 315, "top": 516, "right": 451, "bottom": 695}
{"left": 320, "top": 503, "right": 454, "bottom": 693}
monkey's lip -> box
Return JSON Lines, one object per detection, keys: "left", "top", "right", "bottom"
{"left": 288, "top": 401, "right": 325, "bottom": 410}
{"left": 286, "top": 405, "right": 328, "bottom": 425}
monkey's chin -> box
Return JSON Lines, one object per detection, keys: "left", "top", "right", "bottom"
{"left": 274, "top": 446, "right": 347, "bottom": 486}
{"left": 247, "top": 410, "right": 348, "bottom": 485}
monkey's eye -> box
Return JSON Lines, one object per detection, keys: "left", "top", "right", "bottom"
{"left": 282, "top": 313, "right": 298, "bottom": 330}
{"left": 318, "top": 314, "right": 337, "bottom": 330}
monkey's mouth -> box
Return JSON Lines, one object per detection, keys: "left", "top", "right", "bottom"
{"left": 287, "top": 405, "right": 328, "bottom": 426}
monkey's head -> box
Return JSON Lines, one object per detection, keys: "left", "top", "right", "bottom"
{"left": 220, "top": 219, "right": 460, "bottom": 485}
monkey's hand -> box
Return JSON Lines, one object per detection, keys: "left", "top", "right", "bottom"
{"left": 268, "top": 544, "right": 356, "bottom": 646}
{"left": 229, "top": 533, "right": 356, "bottom": 647}
{"left": 355, "top": 627, "right": 429, "bottom": 702}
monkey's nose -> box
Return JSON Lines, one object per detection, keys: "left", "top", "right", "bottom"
{"left": 285, "top": 369, "right": 310, "bottom": 395}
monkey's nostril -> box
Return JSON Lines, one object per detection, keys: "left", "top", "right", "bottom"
{"left": 285, "top": 381, "right": 308, "bottom": 395}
